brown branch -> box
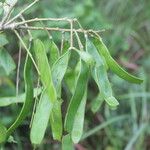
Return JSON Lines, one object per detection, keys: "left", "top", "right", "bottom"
{"left": 17, "top": 25, "right": 105, "bottom": 34}
{"left": 14, "top": 17, "right": 71, "bottom": 26}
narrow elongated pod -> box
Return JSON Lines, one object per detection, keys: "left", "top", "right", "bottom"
{"left": 94, "top": 65, "right": 119, "bottom": 107}
{"left": 71, "top": 88, "right": 87, "bottom": 143}
{"left": 86, "top": 37, "right": 119, "bottom": 107}
{"left": 34, "top": 39, "right": 57, "bottom": 106}
{"left": 92, "top": 36, "right": 143, "bottom": 84}
{"left": 91, "top": 93, "right": 104, "bottom": 113}
{"left": 30, "top": 90, "right": 52, "bottom": 145}
{"left": 64, "top": 60, "right": 89, "bottom": 132}
{"left": 49, "top": 38, "right": 60, "bottom": 67}
{"left": 31, "top": 39, "right": 57, "bottom": 144}
{"left": 49, "top": 99, "right": 63, "bottom": 141}
{"left": 50, "top": 51, "right": 70, "bottom": 141}
{"left": 62, "top": 134, "right": 74, "bottom": 150}
{"left": 6, "top": 42, "right": 34, "bottom": 138}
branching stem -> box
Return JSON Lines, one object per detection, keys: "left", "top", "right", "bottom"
{"left": 14, "top": 30, "right": 40, "bottom": 75}
{"left": 17, "top": 25, "right": 105, "bottom": 34}
{"left": 14, "top": 17, "right": 71, "bottom": 26}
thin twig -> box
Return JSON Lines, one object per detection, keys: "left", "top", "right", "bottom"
{"left": 17, "top": 25, "right": 105, "bottom": 34}
{"left": 39, "top": 21, "right": 51, "bottom": 39}
{"left": 30, "top": 78, "right": 40, "bottom": 128}
{"left": 90, "top": 30, "right": 102, "bottom": 39}
{"left": 15, "top": 17, "right": 71, "bottom": 26}
{"left": 74, "top": 30, "right": 84, "bottom": 51}
{"left": 16, "top": 39, "right": 22, "bottom": 96}
{"left": 14, "top": 30, "right": 40, "bottom": 75}
{"left": 84, "top": 32, "right": 88, "bottom": 51}
{"left": 70, "top": 20, "right": 73, "bottom": 48}
{"left": 60, "top": 31, "right": 65, "bottom": 54}
{"left": 20, "top": 15, "right": 33, "bottom": 40}
{"left": 74, "top": 18, "right": 85, "bottom": 32}
{"left": 6, "top": 0, "right": 40, "bottom": 26}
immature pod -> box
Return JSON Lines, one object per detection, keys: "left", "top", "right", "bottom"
{"left": 34, "top": 39, "right": 57, "bottom": 105}
{"left": 31, "top": 50, "right": 70, "bottom": 143}
{"left": 50, "top": 51, "right": 70, "bottom": 141}
{"left": 6, "top": 41, "right": 34, "bottom": 138}
{"left": 52, "top": 51, "right": 71, "bottom": 93}
{"left": 64, "top": 60, "right": 81, "bottom": 94}
{"left": 31, "top": 39, "right": 57, "bottom": 144}
{"left": 94, "top": 65, "right": 119, "bottom": 107}
{"left": 64, "top": 60, "right": 89, "bottom": 132}
{"left": 49, "top": 99, "right": 63, "bottom": 141}
{"left": 86, "top": 37, "right": 119, "bottom": 107}
{"left": 49, "top": 38, "right": 60, "bottom": 67}
{"left": 30, "top": 90, "right": 52, "bottom": 145}
{"left": 91, "top": 93, "right": 104, "bottom": 113}
{"left": 92, "top": 36, "right": 143, "bottom": 84}
{"left": 71, "top": 88, "right": 87, "bottom": 143}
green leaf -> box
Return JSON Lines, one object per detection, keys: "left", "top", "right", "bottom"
{"left": 0, "top": 94, "right": 25, "bottom": 107}
{"left": 0, "top": 123, "right": 7, "bottom": 143}
{"left": 30, "top": 90, "right": 52, "bottom": 145}
{"left": 71, "top": 89, "right": 87, "bottom": 143}
{"left": 0, "top": 48, "right": 16, "bottom": 75}
{"left": 62, "top": 134, "right": 74, "bottom": 150}
{"left": 92, "top": 36, "right": 143, "bottom": 84}
{"left": 6, "top": 44, "right": 34, "bottom": 137}
{"left": 64, "top": 60, "right": 89, "bottom": 132}
{"left": 0, "top": 34, "right": 8, "bottom": 47}
{"left": 49, "top": 38, "right": 60, "bottom": 67}
{"left": 34, "top": 39, "right": 57, "bottom": 105}
{"left": 0, "top": 88, "right": 41, "bottom": 107}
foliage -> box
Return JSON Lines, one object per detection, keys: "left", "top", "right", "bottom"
{"left": 0, "top": 0, "right": 150, "bottom": 150}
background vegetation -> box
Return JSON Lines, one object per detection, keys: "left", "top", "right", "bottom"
{"left": 0, "top": 0, "right": 150, "bottom": 149}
